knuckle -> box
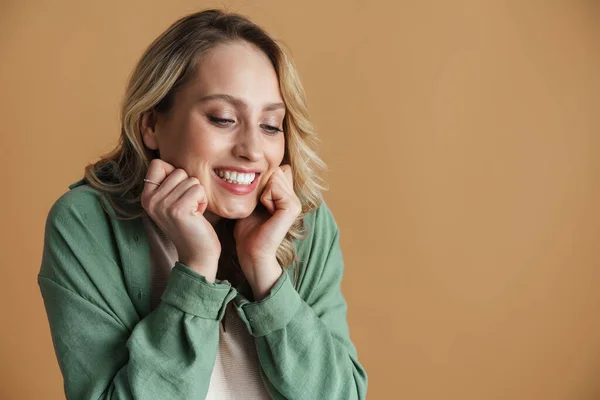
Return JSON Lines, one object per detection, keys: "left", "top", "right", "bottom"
{"left": 174, "top": 168, "right": 188, "bottom": 178}
{"left": 187, "top": 176, "right": 200, "bottom": 185}
{"left": 169, "top": 203, "right": 187, "bottom": 220}
{"left": 164, "top": 169, "right": 185, "bottom": 184}
{"left": 146, "top": 197, "right": 159, "bottom": 212}
{"left": 165, "top": 205, "right": 176, "bottom": 219}
{"left": 148, "top": 158, "right": 159, "bottom": 169}
{"left": 192, "top": 183, "right": 205, "bottom": 195}
{"left": 148, "top": 158, "right": 163, "bottom": 172}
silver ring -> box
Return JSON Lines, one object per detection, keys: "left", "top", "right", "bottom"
{"left": 143, "top": 178, "right": 161, "bottom": 187}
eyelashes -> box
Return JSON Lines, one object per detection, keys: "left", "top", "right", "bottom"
{"left": 208, "top": 116, "right": 283, "bottom": 135}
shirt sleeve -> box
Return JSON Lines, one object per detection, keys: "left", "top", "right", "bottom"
{"left": 233, "top": 203, "right": 369, "bottom": 400}
{"left": 38, "top": 190, "right": 236, "bottom": 399}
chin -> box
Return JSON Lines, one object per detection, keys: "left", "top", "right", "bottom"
{"left": 210, "top": 203, "right": 256, "bottom": 220}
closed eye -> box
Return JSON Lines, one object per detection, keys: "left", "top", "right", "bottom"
{"left": 209, "top": 116, "right": 283, "bottom": 135}
{"left": 260, "top": 124, "right": 283, "bottom": 135}
{"left": 208, "top": 116, "right": 235, "bottom": 126}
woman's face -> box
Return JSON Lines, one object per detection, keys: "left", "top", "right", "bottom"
{"left": 142, "top": 41, "right": 286, "bottom": 221}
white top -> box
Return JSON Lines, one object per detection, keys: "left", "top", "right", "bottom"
{"left": 142, "top": 216, "right": 272, "bottom": 400}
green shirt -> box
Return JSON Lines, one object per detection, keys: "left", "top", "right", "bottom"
{"left": 38, "top": 179, "right": 368, "bottom": 399}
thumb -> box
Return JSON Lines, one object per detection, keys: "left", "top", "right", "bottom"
{"left": 260, "top": 181, "right": 276, "bottom": 214}
{"left": 192, "top": 184, "right": 209, "bottom": 215}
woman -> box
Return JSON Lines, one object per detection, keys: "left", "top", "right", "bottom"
{"left": 38, "top": 9, "right": 367, "bottom": 400}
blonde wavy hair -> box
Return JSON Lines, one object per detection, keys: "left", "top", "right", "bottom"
{"left": 83, "top": 9, "right": 327, "bottom": 276}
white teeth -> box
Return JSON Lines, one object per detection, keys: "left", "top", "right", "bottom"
{"left": 214, "top": 169, "right": 256, "bottom": 185}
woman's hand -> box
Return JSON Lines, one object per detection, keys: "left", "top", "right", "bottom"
{"left": 141, "top": 159, "right": 221, "bottom": 282}
{"left": 234, "top": 165, "right": 301, "bottom": 299}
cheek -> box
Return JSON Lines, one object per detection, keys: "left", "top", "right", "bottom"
{"left": 261, "top": 140, "right": 285, "bottom": 181}
{"left": 175, "top": 136, "right": 228, "bottom": 181}
{"left": 269, "top": 136, "right": 286, "bottom": 165}
{"left": 179, "top": 127, "right": 228, "bottom": 163}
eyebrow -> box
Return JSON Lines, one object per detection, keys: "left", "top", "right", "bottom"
{"left": 198, "top": 94, "right": 286, "bottom": 112}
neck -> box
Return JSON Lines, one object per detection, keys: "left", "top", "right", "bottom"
{"left": 206, "top": 211, "right": 235, "bottom": 249}
{"left": 204, "top": 210, "right": 223, "bottom": 227}
{"left": 210, "top": 215, "right": 245, "bottom": 286}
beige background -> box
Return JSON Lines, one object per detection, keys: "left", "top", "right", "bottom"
{"left": 1, "top": 0, "right": 599, "bottom": 399}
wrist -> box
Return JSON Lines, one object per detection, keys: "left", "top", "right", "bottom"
{"left": 180, "top": 257, "right": 219, "bottom": 283}
{"left": 245, "top": 258, "right": 283, "bottom": 301}
{"left": 239, "top": 252, "right": 276, "bottom": 270}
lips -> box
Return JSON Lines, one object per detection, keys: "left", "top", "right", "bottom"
{"left": 212, "top": 169, "right": 260, "bottom": 195}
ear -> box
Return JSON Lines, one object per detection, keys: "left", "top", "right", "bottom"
{"left": 140, "top": 109, "right": 159, "bottom": 150}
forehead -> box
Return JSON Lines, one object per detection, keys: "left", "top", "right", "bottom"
{"left": 192, "top": 41, "right": 282, "bottom": 103}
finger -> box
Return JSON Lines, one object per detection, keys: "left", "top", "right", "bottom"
{"left": 175, "top": 183, "right": 209, "bottom": 216}
{"left": 152, "top": 168, "right": 189, "bottom": 199}
{"left": 163, "top": 176, "right": 201, "bottom": 208}
{"left": 259, "top": 178, "right": 299, "bottom": 241}
{"left": 275, "top": 168, "right": 296, "bottom": 200}
{"left": 264, "top": 176, "right": 295, "bottom": 212}
{"left": 260, "top": 180, "right": 276, "bottom": 215}
{"left": 278, "top": 165, "right": 295, "bottom": 191}
{"left": 260, "top": 166, "right": 296, "bottom": 215}
{"left": 144, "top": 159, "right": 176, "bottom": 195}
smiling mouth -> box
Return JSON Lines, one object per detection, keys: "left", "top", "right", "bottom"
{"left": 213, "top": 169, "right": 259, "bottom": 185}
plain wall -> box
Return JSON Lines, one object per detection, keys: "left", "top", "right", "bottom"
{"left": 1, "top": 0, "right": 599, "bottom": 399}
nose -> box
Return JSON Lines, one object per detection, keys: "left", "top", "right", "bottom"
{"left": 232, "top": 123, "right": 263, "bottom": 162}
